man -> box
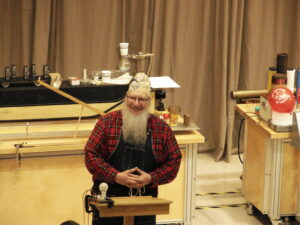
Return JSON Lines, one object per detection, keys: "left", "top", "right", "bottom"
{"left": 85, "top": 73, "right": 181, "bottom": 225}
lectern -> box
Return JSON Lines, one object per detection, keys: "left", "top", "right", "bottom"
{"left": 88, "top": 196, "right": 172, "bottom": 225}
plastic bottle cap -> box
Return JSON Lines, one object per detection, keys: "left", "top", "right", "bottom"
{"left": 163, "top": 113, "right": 170, "bottom": 119}
{"left": 255, "top": 106, "right": 260, "bottom": 112}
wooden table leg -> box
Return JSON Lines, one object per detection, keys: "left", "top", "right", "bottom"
{"left": 124, "top": 216, "right": 134, "bottom": 225}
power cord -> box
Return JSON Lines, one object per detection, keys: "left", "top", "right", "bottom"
{"left": 238, "top": 118, "right": 245, "bottom": 164}
{"left": 237, "top": 111, "right": 259, "bottom": 165}
{"left": 82, "top": 189, "right": 92, "bottom": 225}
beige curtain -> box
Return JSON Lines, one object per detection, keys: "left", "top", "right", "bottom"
{"left": 1, "top": 0, "right": 300, "bottom": 161}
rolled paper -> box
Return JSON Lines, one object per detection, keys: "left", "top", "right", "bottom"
{"left": 267, "top": 67, "right": 276, "bottom": 92}
{"left": 277, "top": 53, "right": 288, "bottom": 74}
{"left": 83, "top": 68, "right": 87, "bottom": 80}
{"left": 287, "top": 69, "right": 296, "bottom": 93}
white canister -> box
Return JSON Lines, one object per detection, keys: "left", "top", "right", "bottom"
{"left": 271, "top": 111, "right": 293, "bottom": 126}
{"left": 119, "top": 43, "right": 129, "bottom": 56}
{"left": 102, "top": 70, "right": 111, "bottom": 82}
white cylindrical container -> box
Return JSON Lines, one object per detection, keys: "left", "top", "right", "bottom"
{"left": 271, "top": 111, "right": 293, "bottom": 126}
{"left": 102, "top": 70, "right": 111, "bottom": 82}
{"left": 119, "top": 43, "right": 129, "bottom": 56}
{"left": 287, "top": 69, "right": 295, "bottom": 93}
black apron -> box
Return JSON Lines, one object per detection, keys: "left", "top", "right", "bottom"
{"left": 92, "top": 130, "right": 157, "bottom": 225}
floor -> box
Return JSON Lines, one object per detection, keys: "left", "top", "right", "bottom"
{"left": 193, "top": 152, "right": 300, "bottom": 225}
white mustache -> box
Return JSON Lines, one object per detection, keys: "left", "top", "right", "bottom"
{"left": 130, "top": 105, "right": 143, "bottom": 110}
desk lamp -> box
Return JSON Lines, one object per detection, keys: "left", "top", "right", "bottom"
{"left": 155, "top": 89, "right": 166, "bottom": 111}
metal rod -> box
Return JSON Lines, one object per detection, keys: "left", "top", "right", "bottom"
{"left": 37, "top": 80, "right": 104, "bottom": 116}
{"left": 231, "top": 89, "right": 268, "bottom": 99}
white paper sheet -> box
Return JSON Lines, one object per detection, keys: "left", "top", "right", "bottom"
{"left": 149, "top": 76, "right": 180, "bottom": 88}
{"left": 102, "top": 73, "right": 132, "bottom": 84}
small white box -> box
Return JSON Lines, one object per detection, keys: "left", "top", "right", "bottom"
{"left": 68, "top": 77, "right": 80, "bottom": 86}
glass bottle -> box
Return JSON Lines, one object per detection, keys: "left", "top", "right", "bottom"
{"left": 118, "top": 43, "right": 131, "bottom": 72}
{"left": 119, "top": 55, "right": 131, "bottom": 72}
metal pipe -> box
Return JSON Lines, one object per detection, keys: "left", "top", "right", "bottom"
{"left": 37, "top": 80, "right": 104, "bottom": 116}
{"left": 231, "top": 89, "right": 268, "bottom": 100}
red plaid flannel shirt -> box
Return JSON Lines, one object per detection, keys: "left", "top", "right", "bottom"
{"left": 84, "top": 110, "right": 181, "bottom": 187}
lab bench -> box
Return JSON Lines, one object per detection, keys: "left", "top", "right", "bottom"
{"left": 0, "top": 118, "right": 204, "bottom": 225}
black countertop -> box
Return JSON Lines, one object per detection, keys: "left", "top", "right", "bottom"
{"left": 0, "top": 81, "right": 129, "bottom": 107}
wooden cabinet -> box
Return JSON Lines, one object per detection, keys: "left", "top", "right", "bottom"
{"left": 237, "top": 104, "right": 300, "bottom": 225}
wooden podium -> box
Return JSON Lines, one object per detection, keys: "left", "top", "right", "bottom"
{"left": 88, "top": 196, "right": 172, "bottom": 225}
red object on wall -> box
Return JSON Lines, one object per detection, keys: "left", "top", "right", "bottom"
{"left": 268, "top": 87, "right": 296, "bottom": 113}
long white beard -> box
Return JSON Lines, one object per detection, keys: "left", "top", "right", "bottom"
{"left": 121, "top": 105, "right": 149, "bottom": 147}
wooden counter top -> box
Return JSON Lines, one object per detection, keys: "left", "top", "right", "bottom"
{"left": 174, "top": 130, "right": 205, "bottom": 144}
{"left": 0, "top": 119, "right": 204, "bottom": 156}
{"left": 90, "top": 196, "right": 171, "bottom": 218}
{"left": 236, "top": 103, "right": 292, "bottom": 139}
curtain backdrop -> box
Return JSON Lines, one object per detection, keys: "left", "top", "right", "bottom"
{"left": 1, "top": 0, "right": 300, "bottom": 161}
